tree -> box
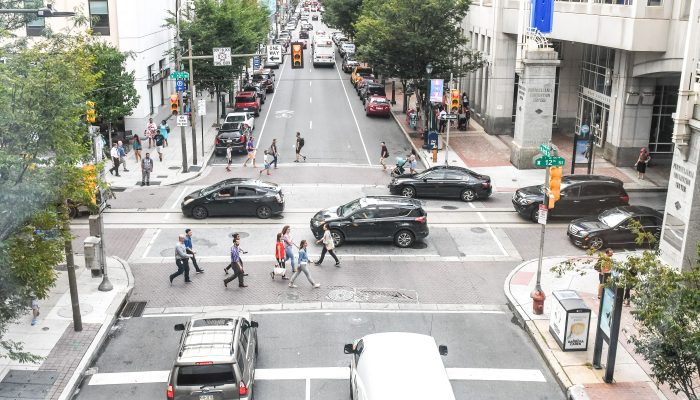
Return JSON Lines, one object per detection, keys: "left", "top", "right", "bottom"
{"left": 354, "top": 0, "right": 482, "bottom": 114}
{"left": 321, "top": 0, "right": 362, "bottom": 38}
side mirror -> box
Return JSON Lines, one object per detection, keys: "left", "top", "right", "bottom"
{"left": 438, "top": 345, "right": 448, "bottom": 356}
{"left": 251, "top": 321, "right": 259, "bottom": 328}
{"left": 344, "top": 344, "right": 355, "bottom": 354}
{"left": 174, "top": 323, "right": 185, "bottom": 331}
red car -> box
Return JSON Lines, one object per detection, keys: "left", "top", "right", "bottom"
{"left": 234, "top": 91, "right": 260, "bottom": 117}
{"left": 365, "top": 96, "right": 391, "bottom": 117}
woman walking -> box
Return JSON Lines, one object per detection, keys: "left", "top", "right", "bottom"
{"left": 159, "top": 120, "right": 169, "bottom": 147}
{"left": 289, "top": 240, "right": 320, "bottom": 288}
{"left": 281, "top": 225, "right": 297, "bottom": 273}
{"left": 275, "top": 233, "right": 288, "bottom": 279}
{"left": 634, "top": 147, "right": 651, "bottom": 179}
{"left": 315, "top": 224, "right": 340, "bottom": 267}
{"left": 132, "top": 134, "right": 142, "bottom": 163}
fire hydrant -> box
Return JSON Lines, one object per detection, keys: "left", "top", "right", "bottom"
{"left": 432, "top": 146, "right": 438, "bottom": 162}
{"left": 531, "top": 290, "right": 546, "bottom": 315}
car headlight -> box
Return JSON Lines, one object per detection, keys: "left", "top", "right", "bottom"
{"left": 183, "top": 198, "right": 195, "bottom": 206}
{"left": 312, "top": 219, "right": 323, "bottom": 227}
{"left": 518, "top": 198, "right": 534, "bottom": 205}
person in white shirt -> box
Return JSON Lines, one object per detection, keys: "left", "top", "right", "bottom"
{"left": 108, "top": 143, "right": 120, "bottom": 176}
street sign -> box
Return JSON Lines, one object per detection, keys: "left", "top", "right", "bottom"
{"left": 429, "top": 79, "right": 444, "bottom": 103}
{"left": 175, "top": 79, "right": 185, "bottom": 92}
{"left": 443, "top": 114, "right": 458, "bottom": 120}
{"left": 253, "top": 56, "right": 261, "bottom": 70}
{"left": 176, "top": 115, "right": 188, "bottom": 127}
{"left": 197, "top": 99, "right": 206, "bottom": 117}
{"left": 169, "top": 71, "right": 189, "bottom": 79}
{"left": 535, "top": 156, "right": 566, "bottom": 167}
{"left": 538, "top": 204, "right": 548, "bottom": 225}
{"left": 213, "top": 47, "right": 232, "bottom": 66}
{"left": 539, "top": 144, "right": 551, "bottom": 156}
{"left": 267, "top": 45, "right": 282, "bottom": 63}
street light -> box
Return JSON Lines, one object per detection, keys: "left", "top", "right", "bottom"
{"left": 426, "top": 63, "right": 433, "bottom": 132}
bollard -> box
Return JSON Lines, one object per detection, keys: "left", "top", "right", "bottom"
{"left": 432, "top": 146, "right": 438, "bottom": 162}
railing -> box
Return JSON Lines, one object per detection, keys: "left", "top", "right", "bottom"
{"left": 525, "top": 27, "right": 552, "bottom": 49}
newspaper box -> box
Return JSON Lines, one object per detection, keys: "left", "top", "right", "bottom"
{"left": 549, "top": 290, "right": 591, "bottom": 351}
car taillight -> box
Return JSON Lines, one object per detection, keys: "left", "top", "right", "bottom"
{"left": 239, "top": 381, "right": 248, "bottom": 396}
{"left": 482, "top": 182, "right": 491, "bottom": 188}
{"left": 166, "top": 384, "right": 174, "bottom": 399}
{"left": 621, "top": 194, "right": 629, "bottom": 203}
{"left": 415, "top": 216, "right": 426, "bottom": 223}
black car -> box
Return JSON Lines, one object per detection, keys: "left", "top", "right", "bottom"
{"left": 311, "top": 14, "right": 318, "bottom": 20}
{"left": 360, "top": 83, "right": 386, "bottom": 104}
{"left": 299, "top": 30, "right": 309, "bottom": 39}
{"left": 512, "top": 175, "right": 630, "bottom": 222}
{"left": 214, "top": 122, "right": 247, "bottom": 156}
{"left": 182, "top": 179, "right": 284, "bottom": 219}
{"left": 567, "top": 206, "right": 662, "bottom": 250}
{"left": 252, "top": 70, "right": 275, "bottom": 93}
{"left": 389, "top": 166, "right": 492, "bottom": 202}
{"left": 310, "top": 196, "right": 429, "bottom": 248}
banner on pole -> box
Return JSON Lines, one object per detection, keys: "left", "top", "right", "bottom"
{"left": 429, "top": 79, "right": 444, "bottom": 103}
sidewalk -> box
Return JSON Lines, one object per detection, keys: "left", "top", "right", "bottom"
{"left": 0, "top": 256, "right": 133, "bottom": 400}
{"left": 387, "top": 80, "right": 669, "bottom": 193}
{"left": 504, "top": 255, "right": 685, "bottom": 400}
{"left": 105, "top": 95, "right": 222, "bottom": 190}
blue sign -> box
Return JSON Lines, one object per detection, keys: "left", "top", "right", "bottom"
{"left": 531, "top": 0, "right": 554, "bottom": 34}
{"left": 429, "top": 79, "right": 444, "bottom": 103}
{"left": 175, "top": 79, "right": 185, "bottom": 92}
{"left": 580, "top": 124, "right": 590, "bottom": 137}
{"left": 253, "top": 56, "right": 261, "bottom": 70}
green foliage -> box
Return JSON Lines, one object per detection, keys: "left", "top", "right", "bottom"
{"left": 322, "top": 0, "right": 362, "bottom": 38}
{"left": 0, "top": 0, "right": 44, "bottom": 33}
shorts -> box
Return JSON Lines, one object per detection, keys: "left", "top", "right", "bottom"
{"left": 247, "top": 151, "right": 256, "bottom": 159}
{"left": 264, "top": 162, "right": 271, "bottom": 169}
{"left": 31, "top": 299, "right": 39, "bottom": 310}
{"left": 410, "top": 160, "right": 417, "bottom": 169}
{"left": 156, "top": 145, "right": 163, "bottom": 153}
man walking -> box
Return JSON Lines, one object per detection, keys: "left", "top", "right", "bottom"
{"left": 169, "top": 234, "right": 193, "bottom": 284}
{"left": 117, "top": 140, "right": 129, "bottom": 172}
{"left": 154, "top": 130, "right": 165, "bottom": 161}
{"left": 269, "top": 138, "right": 279, "bottom": 168}
{"left": 108, "top": 142, "right": 121, "bottom": 176}
{"left": 294, "top": 132, "right": 306, "bottom": 162}
{"left": 184, "top": 228, "right": 204, "bottom": 273}
{"left": 223, "top": 236, "right": 247, "bottom": 288}
{"left": 141, "top": 152, "right": 153, "bottom": 186}
{"left": 224, "top": 233, "right": 249, "bottom": 275}
{"left": 379, "top": 141, "right": 389, "bottom": 170}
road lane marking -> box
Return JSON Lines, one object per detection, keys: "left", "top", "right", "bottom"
{"left": 334, "top": 59, "right": 371, "bottom": 165}
{"left": 88, "top": 370, "right": 169, "bottom": 385}
{"left": 309, "top": 120, "right": 313, "bottom": 130}
{"left": 141, "top": 228, "right": 161, "bottom": 259}
{"left": 142, "top": 306, "right": 507, "bottom": 317}
{"left": 309, "top": 96, "right": 312, "bottom": 103}
{"left": 256, "top": 59, "right": 287, "bottom": 148}
{"left": 169, "top": 186, "right": 189, "bottom": 209}
{"left": 256, "top": 367, "right": 349, "bottom": 380}
{"left": 306, "top": 378, "right": 311, "bottom": 400}
{"left": 469, "top": 202, "right": 509, "bottom": 257}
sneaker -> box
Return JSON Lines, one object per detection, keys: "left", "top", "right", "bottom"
{"left": 141, "top": 181, "right": 145, "bottom": 186}
{"left": 224, "top": 280, "right": 228, "bottom": 288}
{"left": 335, "top": 262, "right": 341, "bottom": 267}
{"left": 289, "top": 283, "right": 298, "bottom": 288}
{"left": 314, "top": 261, "right": 321, "bottom": 266}
{"left": 303, "top": 156, "right": 307, "bottom": 161}
{"left": 31, "top": 318, "right": 37, "bottom": 326}
{"left": 169, "top": 275, "right": 174, "bottom": 285}
{"left": 146, "top": 182, "right": 150, "bottom": 186}
{"left": 313, "top": 283, "right": 321, "bottom": 288}
{"left": 196, "top": 270, "right": 204, "bottom": 274}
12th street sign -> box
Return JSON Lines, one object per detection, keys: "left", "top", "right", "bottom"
{"left": 535, "top": 156, "right": 565, "bottom": 167}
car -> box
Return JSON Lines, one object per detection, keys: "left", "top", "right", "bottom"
{"left": 342, "top": 55, "right": 360, "bottom": 73}
{"left": 351, "top": 66, "right": 374, "bottom": 87}
{"left": 252, "top": 70, "right": 275, "bottom": 93}
{"left": 301, "top": 22, "right": 313, "bottom": 31}
{"left": 343, "top": 332, "right": 454, "bottom": 400}
{"left": 299, "top": 29, "right": 309, "bottom": 39}
{"left": 333, "top": 34, "right": 347, "bottom": 45}
{"left": 567, "top": 205, "right": 662, "bottom": 250}
{"left": 224, "top": 111, "right": 255, "bottom": 130}
{"left": 512, "top": 175, "right": 630, "bottom": 222}
{"left": 355, "top": 77, "right": 377, "bottom": 96}
{"left": 214, "top": 122, "right": 248, "bottom": 156}
{"left": 363, "top": 95, "right": 391, "bottom": 117}
{"left": 182, "top": 178, "right": 285, "bottom": 219}
{"left": 241, "top": 84, "right": 266, "bottom": 106}
{"left": 360, "top": 82, "right": 386, "bottom": 104}
{"left": 233, "top": 91, "right": 261, "bottom": 116}
{"left": 300, "top": 14, "right": 309, "bottom": 21}
{"left": 309, "top": 196, "right": 429, "bottom": 248}
{"left": 389, "top": 165, "right": 493, "bottom": 201}
{"left": 339, "top": 42, "right": 355, "bottom": 57}
{"left": 311, "top": 14, "right": 318, "bottom": 20}
{"left": 286, "top": 22, "right": 296, "bottom": 30}
{"left": 167, "top": 311, "right": 259, "bottom": 400}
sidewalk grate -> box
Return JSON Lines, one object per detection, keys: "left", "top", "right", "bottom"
{"left": 120, "top": 301, "right": 147, "bottom": 318}
{"left": 168, "top": 166, "right": 180, "bottom": 170}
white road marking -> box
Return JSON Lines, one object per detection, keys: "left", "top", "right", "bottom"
{"left": 88, "top": 370, "right": 170, "bottom": 385}
{"left": 469, "top": 202, "right": 509, "bottom": 256}
{"left": 334, "top": 59, "right": 372, "bottom": 166}
{"left": 256, "top": 367, "right": 348, "bottom": 380}
{"left": 446, "top": 368, "right": 546, "bottom": 382}
{"left": 256, "top": 60, "right": 287, "bottom": 148}
{"left": 253, "top": 309, "right": 506, "bottom": 315}
{"left": 141, "top": 228, "right": 161, "bottom": 259}
{"left": 309, "top": 120, "right": 313, "bottom": 130}
{"left": 306, "top": 378, "right": 311, "bottom": 400}
{"left": 309, "top": 96, "right": 312, "bottom": 104}
{"left": 309, "top": 81, "right": 312, "bottom": 87}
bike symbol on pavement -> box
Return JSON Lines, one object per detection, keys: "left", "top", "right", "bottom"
{"left": 275, "top": 110, "right": 295, "bottom": 119}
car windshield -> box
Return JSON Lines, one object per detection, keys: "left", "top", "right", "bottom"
{"left": 236, "top": 96, "right": 256, "bottom": 103}
{"left": 176, "top": 364, "right": 235, "bottom": 386}
{"left": 598, "top": 209, "right": 628, "bottom": 227}
{"left": 338, "top": 199, "right": 363, "bottom": 217}
{"left": 220, "top": 122, "right": 241, "bottom": 131}
{"left": 226, "top": 115, "right": 245, "bottom": 122}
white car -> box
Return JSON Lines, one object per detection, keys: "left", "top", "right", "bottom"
{"left": 224, "top": 112, "right": 255, "bottom": 130}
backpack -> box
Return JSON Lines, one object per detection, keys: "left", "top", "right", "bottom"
{"left": 299, "top": 137, "right": 305, "bottom": 148}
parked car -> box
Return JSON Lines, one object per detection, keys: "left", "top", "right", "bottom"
{"left": 512, "top": 175, "right": 630, "bottom": 222}
{"left": 167, "top": 311, "right": 259, "bottom": 400}
{"left": 224, "top": 111, "right": 255, "bottom": 130}
{"left": 182, "top": 178, "right": 284, "bottom": 219}
{"left": 342, "top": 55, "right": 360, "bottom": 73}
{"left": 312, "top": 13, "right": 318, "bottom": 20}
{"left": 351, "top": 66, "right": 374, "bottom": 86}
{"left": 365, "top": 95, "right": 391, "bottom": 117}
{"left": 355, "top": 77, "right": 377, "bottom": 96}
{"left": 389, "top": 165, "right": 492, "bottom": 201}
{"left": 360, "top": 82, "right": 386, "bottom": 104}
{"left": 299, "top": 29, "right": 309, "bottom": 39}
{"left": 333, "top": 33, "right": 347, "bottom": 45}
{"left": 310, "top": 196, "right": 429, "bottom": 248}
{"left": 252, "top": 70, "right": 275, "bottom": 93}
{"left": 339, "top": 42, "right": 355, "bottom": 57}
{"left": 243, "top": 84, "right": 266, "bottom": 105}
{"left": 214, "top": 122, "right": 247, "bottom": 156}
{"left": 567, "top": 205, "right": 662, "bottom": 250}
{"left": 233, "top": 91, "right": 261, "bottom": 116}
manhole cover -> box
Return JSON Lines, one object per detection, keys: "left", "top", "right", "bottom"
{"left": 411, "top": 242, "right": 428, "bottom": 249}
{"left": 441, "top": 205, "right": 458, "bottom": 210}
{"left": 228, "top": 232, "right": 250, "bottom": 238}
{"left": 471, "top": 227, "right": 487, "bottom": 233}
{"left": 326, "top": 288, "right": 355, "bottom": 302}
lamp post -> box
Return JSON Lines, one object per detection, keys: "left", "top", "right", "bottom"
{"left": 425, "top": 63, "right": 433, "bottom": 132}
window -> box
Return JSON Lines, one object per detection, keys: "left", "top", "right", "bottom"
{"left": 445, "top": 171, "right": 466, "bottom": 180}
{"left": 89, "top": 0, "right": 110, "bottom": 35}
{"left": 177, "top": 364, "right": 235, "bottom": 386}
{"left": 560, "top": 186, "right": 580, "bottom": 198}
{"left": 353, "top": 207, "right": 376, "bottom": 220}
{"left": 216, "top": 188, "right": 233, "bottom": 197}
{"left": 26, "top": 15, "right": 44, "bottom": 36}
{"left": 580, "top": 184, "right": 611, "bottom": 197}
{"left": 375, "top": 206, "right": 406, "bottom": 218}
{"left": 648, "top": 85, "right": 677, "bottom": 154}
{"left": 235, "top": 187, "right": 257, "bottom": 197}
{"left": 639, "top": 216, "right": 660, "bottom": 227}
{"left": 239, "top": 320, "right": 250, "bottom": 348}
{"left": 423, "top": 170, "right": 446, "bottom": 180}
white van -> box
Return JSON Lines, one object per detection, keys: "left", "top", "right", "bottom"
{"left": 344, "top": 332, "right": 455, "bottom": 400}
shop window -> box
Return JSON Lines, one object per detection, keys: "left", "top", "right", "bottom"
{"left": 89, "top": 0, "right": 110, "bottom": 35}
{"left": 647, "top": 0, "right": 662, "bottom": 6}
{"left": 648, "top": 85, "right": 677, "bottom": 153}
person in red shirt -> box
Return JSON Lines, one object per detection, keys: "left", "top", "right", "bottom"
{"left": 275, "top": 233, "right": 288, "bottom": 279}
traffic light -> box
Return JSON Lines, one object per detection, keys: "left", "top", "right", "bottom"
{"left": 291, "top": 42, "right": 303, "bottom": 69}
{"left": 548, "top": 166, "right": 563, "bottom": 208}
{"left": 86, "top": 101, "right": 96, "bottom": 123}
{"left": 450, "top": 89, "right": 460, "bottom": 113}
{"left": 170, "top": 94, "right": 179, "bottom": 115}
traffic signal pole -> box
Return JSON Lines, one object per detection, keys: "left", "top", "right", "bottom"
{"left": 188, "top": 38, "right": 198, "bottom": 166}
{"left": 175, "top": 0, "right": 188, "bottom": 173}
{"left": 532, "top": 164, "right": 550, "bottom": 315}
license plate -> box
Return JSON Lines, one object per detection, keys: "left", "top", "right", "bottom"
{"left": 199, "top": 395, "right": 214, "bottom": 400}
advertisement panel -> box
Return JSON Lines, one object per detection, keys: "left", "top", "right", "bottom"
{"left": 430, "top": 79, "right": 444, "bottom": 103}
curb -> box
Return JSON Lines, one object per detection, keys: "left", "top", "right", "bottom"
{"left": 59, "top": 256, "right": 134, "bottom": 400}
{"left": 141, "top": 303, "right": 510, "bottom": 315}
{"left": 390, "top": 110, "right": 430, "bottom": 169}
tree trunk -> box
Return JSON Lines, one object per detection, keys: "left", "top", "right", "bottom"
{"left": 401, "top": 80, "right": 408, "bottom": 114}
{"left": 63, "top": 201, "right": 82, "bottom": 332}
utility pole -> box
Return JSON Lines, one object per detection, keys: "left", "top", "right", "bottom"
{"left": 444, "top": 72, "right": 453, "bottom": 166}
{"left": 188, "top": 38, "right": 198, "bottom": 165}
{"left": 175, "top": 0, "right": 188, "bottom": 173}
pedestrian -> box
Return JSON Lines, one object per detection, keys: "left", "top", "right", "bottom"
{"left": 275, "top": 232, "right": 288, "bottom": 279}
{"left": 294, "top": 132, "right": 306, "bottom": 162}
{"left": 146, "top": 118, "right": 157, "bottom": 148}
{"left": 242, "top": 136, "right": 257, "bottom": 167}
{"left": 623, "top": 265, "right": 637, "bottom": 307}
{"left": 117, "top": 140, "right": 129, "bottom": 172}
{"left": 169, "top": 234, "right": 193, "bottom": 284}
{"left": 259, "top": 150, "right": 272, "bottom": 176}
{"left": 224, "top": 233, "right": 249, "bottom": 275}
{"left": 141, "top": 152, "right": 154, "bottom": 186}
{"left": 270, "top": 138, "right": 279, "bottom": 168}
{"left": 408, "top": 150, "right": 417, "bottom": 174}
{"left": 379, "top": 141, "right": 389, "bottom": 170}
{"left": 154, "top": 130, "right": 165, "bottom": 161}
{"left": 108, "top": 142, "right": 121, "bottom": 176}
{"left": 438, "top": 107, "right": 447, "bottom": 133}
{"left": 289, "top": 240, "right": 320, "bottom": 288}
{"left": 223, "top": 236, "right": 247, "bottom": 288}
{"left": 209, "top": 88, "right": 215, "bottom": 100}
{"left": 635, "top": 147, "right": 651, "bottom": 179}
{"left": 159, "top": 120, "right": 169, "bottom": 147}
{"left": 314, "top": 223, "right": 340, "bottom": 267}
{"left": 184, "top": 228, "right": 204, "bottom": 273}
{"left": 595, "top": 248, "right": 614, "bottom": 299}
{"left": 30, "top": 297, "right": 40, "bottom": 326}
{"left": 461, "top": 92, "right": 469, "bottom": 108}
{"left": 281, "top": 225, "right": 298, "bottom": 273}
{"left": 132, "top": 134, "right": 142, "bottom": 163}
{"left": 226, "top": 144, "right": 233, "bottom": 172}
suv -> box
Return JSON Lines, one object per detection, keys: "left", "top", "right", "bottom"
{"left": 310, "top": 196, "right": 429, "bottom": 248}
{"left": 360, "top": 82, "right": 386, "bottom": 104}
{"left": 214, "top": 122, "right": 248, "bottom": 156}
{"left": 342, "top": 55, "right": 360, "bottom": 73}
{"left": 252, "top": 70, "right": 275, "bottom": 93}
{"left": 242, "top": 84, "right": 266, "bottom": 105}
{"left": 512, "top": 175, "right": 630, "bottom": 222}
{"left": 234, "top": 91, "right": 261, "bottom": 116}
{"left": 167, "top": 311, "right": 259, "bottom": 400}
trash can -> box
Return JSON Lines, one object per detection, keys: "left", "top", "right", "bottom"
{"left": 549, "top": 290, "right": 591, "bottom": 351}
{"left": 83, "top": 236, "right": 103, "bottom": 277}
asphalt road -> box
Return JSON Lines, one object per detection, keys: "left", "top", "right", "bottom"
{"left": 75, "top": 311, "right": 564, "bottom": 400}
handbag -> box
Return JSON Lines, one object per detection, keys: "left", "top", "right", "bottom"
{"left": 273, "top": 266, "right": 286, "bottom": 276}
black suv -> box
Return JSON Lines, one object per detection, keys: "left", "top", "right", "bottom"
{"left": 360, "top": 83, "right": 386, "bottom": 104}
{"left": 310, "top": 196, "right": 429, "bottom": 248}
{"left": 567, "top": 205, "right": 662, "bottom": 250}
{"left": 512, "top": 175, "right": 629, "bottom": 222}
{"left": 214, "top": 122, "right": 247, "bottom": 155}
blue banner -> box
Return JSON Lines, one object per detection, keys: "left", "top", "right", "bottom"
{"left": 429, "top": 79, "right": 444, "bottom": 103}
{"left": 531, "top": 0, "right": 554, "bottom": 34}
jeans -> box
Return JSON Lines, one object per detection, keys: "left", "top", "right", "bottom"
{"left": 142, "top": 170, "right": 151, "bottom": 183}
{"left": 187, "top": 249, "right": 203, "bottom": 272}
{"left": 272, "top": 153, "right": 278, "bottom": 168}
{"left": 224, "top": 261, "right": 245, "bottom": 286}
{"left": 290, "top": 264, "right": 316, "bottom": 285}
{"left": 284, "top": 246, "right": 296, "bottom": 271}
{"left": 170, "top": 258, "right": 191, "bottom": 282}
{"left": 317, "top": 246, "right": 339, "bottom": 264}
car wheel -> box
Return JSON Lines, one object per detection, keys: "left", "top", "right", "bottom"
{"left": 330, "top": 229, "right": 344, "bottom": 247}
{"left": 589, "top": 236, "right": 605, "bottom": 250}
{"left": 401, "top": 186, "right": 416, "bottom": 198}
{"left": 394, "top": 230, "right": 415, "bottom": 248}
{"left": 256, "top": 205, "right": 272, "bottom": 219}
{"left": 530, "top": 208, "right": 539, "bottom": 223}
{"left": 461, "top": 189, "right": 477, "bottom": 202}
{"left": 192, "top": 206, "right": 208, "bottom": 220}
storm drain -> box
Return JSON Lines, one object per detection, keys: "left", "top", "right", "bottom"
{"left": 120, "top": 301, "right": 147, "bottom": 318}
